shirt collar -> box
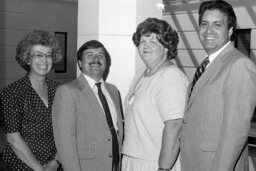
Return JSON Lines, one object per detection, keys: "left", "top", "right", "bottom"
{"left": 82, "top": 73, "right": 104, "bottom": 89}
{"left": 208, "top": 41, "right": 231, "bottom": 63}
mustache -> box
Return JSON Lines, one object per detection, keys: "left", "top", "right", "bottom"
{"left": 89, "top": 61, "right": 102, "bottom": 66}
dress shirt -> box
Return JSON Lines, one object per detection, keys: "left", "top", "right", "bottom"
{"left": 82, "top": 74, "right": 118, "bottom": 131}
{"left": 207, "top": 41, "right": 231, "bottom": 67}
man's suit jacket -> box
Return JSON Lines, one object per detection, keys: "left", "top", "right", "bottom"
{"left": 52, "top": 74, "right": 124, "bottom": 171}
{"left": 180, "top": 43, "right": 256, "bottom": 171}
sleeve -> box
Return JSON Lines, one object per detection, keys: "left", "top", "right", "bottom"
{"left": 0, "top": 88, "right": 22, "bottom": 133}
{"left": 52, "top": 85, "right": 81, "bottom": 171}
{"left": 211, "top": 58, "right": 256, "bottom": 171}
{"left": 155, "top": 67, "right": 189, "bottom": 121}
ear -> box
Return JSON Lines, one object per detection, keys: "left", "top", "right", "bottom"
{"left": 228, "top": 27, "right": 233, "bottom": 38}
{"left": 27, "top": 54, "right": 32, "bottom": 65}
{"left": 164, "top": 47, "right": 168, "bottom": 55}
{"left": 77, "top": 60, "right": 81, "bottom": 69}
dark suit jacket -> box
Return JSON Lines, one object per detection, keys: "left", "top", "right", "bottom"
{"left": 180, "top": 43, "right": 256, "bottom": 171}
{"left": 52, "top": 74, "right": 124, "bottom": 171}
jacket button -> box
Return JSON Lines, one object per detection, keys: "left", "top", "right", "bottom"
{"left": 108, "top": 138, "right": 111, "bottom": 141}
{"left": 109, "top": 155, "right": 112, "bottom": 158}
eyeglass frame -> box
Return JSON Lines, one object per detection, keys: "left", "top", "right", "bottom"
{"left": 30, "top": 51, "right": 53, "bottom": 60}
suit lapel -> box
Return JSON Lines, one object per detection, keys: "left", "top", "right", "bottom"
{"left": 104, "top": 84, "right": 123, "bottom": 136}
{"left": 77, "top": 74, "right": 110, "bottom": 130}
{"left": 186, "top": 44, "right": 235, "bottom": 111}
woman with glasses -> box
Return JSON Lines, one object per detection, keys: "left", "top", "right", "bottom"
{"left": 0, "top": 31, "right": 63, "bottom": 171}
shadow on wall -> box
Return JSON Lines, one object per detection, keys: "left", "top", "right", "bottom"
{"left": 164, "top": 0, "right": 256, "bottom": 72}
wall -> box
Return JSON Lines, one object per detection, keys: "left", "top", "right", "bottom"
{"left": 163, "top": 0, "right": 256, "bottom": 80}
{"left": 0, "top": 0, "right": 78, "bottom": 89}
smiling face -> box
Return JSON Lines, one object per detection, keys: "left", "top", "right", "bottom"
{"left": 137, "top": 33, "right": 167, "bottom": 68}
{"left": 78, "top": 47, "right": 107, "bottom": 81}
{"left": 28, "top": 44, "right": 53, "bottom": 77}
{"left": 199, "top": 9, "right": 233, "bottom": 55}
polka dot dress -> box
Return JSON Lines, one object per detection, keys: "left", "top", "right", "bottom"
{"left": 0, "top": 74, "right": 61, "bottom": 171}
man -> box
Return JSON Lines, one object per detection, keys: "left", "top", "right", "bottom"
{"left": 52, "top": 40, "right": 123, "bottom": 171}
{"left": 180, "top": 0, "right": 256, "bottom": 171}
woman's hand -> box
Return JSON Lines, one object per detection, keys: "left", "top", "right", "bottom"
{"left": 44, "top": 160, "right": 59, "bottom": 171}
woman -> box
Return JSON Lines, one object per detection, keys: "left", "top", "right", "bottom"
{"left": 122, "top": 18, "right": 188, "bottom": 171}
{"left": 0, "top": 31, "right": 63, "bottom": 171}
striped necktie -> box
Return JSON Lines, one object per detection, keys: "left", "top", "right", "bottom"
{"left": 189, "top": 57, "right": 210, "bottom": 97}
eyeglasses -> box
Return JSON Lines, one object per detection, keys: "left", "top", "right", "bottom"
{"left": 31, "top": 51, "right": 53, "bottom": 59}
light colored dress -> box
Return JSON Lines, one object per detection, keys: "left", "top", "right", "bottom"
{"left": 122, "top": 65, "right": 188, "bottom": 171}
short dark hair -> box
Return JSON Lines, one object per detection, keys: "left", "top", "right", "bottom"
{"left": 77, "top": 40, "right": 111, "bottom": 80}
{"left": 198, "top": 0, "right": 237, "bottom": 41}
{"left": 15, "top": 30, "right": 62, "bottom": 71}
{"left": 77, "top": 40, "right": 111, "bottom": 66}
{"left": 132, "top": 18, "right": 179, "bottom": 60}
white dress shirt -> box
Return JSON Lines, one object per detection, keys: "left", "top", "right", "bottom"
{"left": 82, "top": 74, "right": 118, "bottom": 131}
{"left": 208, "top": 41, "right": 231, "bottom": 66}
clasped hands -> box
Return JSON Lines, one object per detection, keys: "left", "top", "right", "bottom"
{"left": 35, "top": 159, "right": 59, "bottom": 171}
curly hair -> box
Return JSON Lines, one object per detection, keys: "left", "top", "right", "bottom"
{"left": 198, "top": 0, "right": 237, "bottom": 41}
{"left": 15, "top": 30, "right": 62, "bottom": 71}
{"left": 132, "top": 18, "right": 179, "bottom": 60}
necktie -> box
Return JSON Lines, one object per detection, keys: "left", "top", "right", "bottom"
{"left": 189, "top": 57, "right": 210, "bottom": 97}
{"left": 95, "top": 82, "right": 119, "bottom": 167}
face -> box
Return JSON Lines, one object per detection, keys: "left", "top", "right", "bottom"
{"left": 138, "top": 33, "right": 167, "bottom": 67}
{"left": 78, "top": 47, "right": 107, "bottom": 81}
{"left": 28, "top": 45, "right": 53, "bottom": 76}
{"left": 199, "top": 9, "right": 233, "bottom": 55}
